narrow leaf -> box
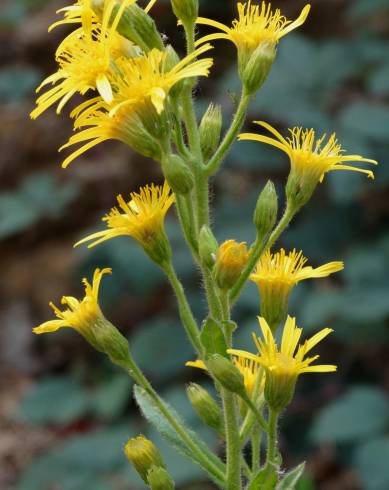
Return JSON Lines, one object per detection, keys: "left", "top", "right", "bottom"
{"left": 276, "top": 462, "right": 306, "bottom": 490}
{"left": 200, "top": 317, "right": 228, "bottom": 358}
{"left": 134, "top": 385, "right": 225, "bottom": 487}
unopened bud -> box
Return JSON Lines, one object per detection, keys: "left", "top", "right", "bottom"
{"left": 125, "top": 436, "right": 165, "bottom": 483}
{"left": 207, "top": 354, "right": 246, "bottom": 397}
{"left": 162, "top": 154, "right": 194, "bottom": 195}
{"left": 199, "top": 225, "right": 218, "bottom": 268}
{"left": 118, "top": 3, "right": 164, "bottom": 52}
{"left": 254, "top": 180, "right": 278, "bottom": 238}
{"left": 214, "top": 240, "right": 249, "bottom": 290}
{"left": 187, "top": 383, "right": 224, "bottom": 435}
{"left": 241, "top": 44, "right": 276, "bottom": 95}
{"left": 147, "top": 466, "right": 175, "bottom": 490}
{"left": 171, "top": 0, "right": 199, "bottom": 26}
{"left": 200, "top": 104, "right": 222, "bottom": 161}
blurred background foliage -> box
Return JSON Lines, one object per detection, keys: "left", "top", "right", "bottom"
{"left": 0, "top": 0, "right": 388, "bottom": 489}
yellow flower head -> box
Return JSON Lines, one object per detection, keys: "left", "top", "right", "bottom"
{"left": 186, "top": 356, "right": 262, "bottom": 399}
{"left": 196, "top": 2, "right": 310, "bottom": 55}
{"left": 31, "top": 1, "right": 130, "bottom": 119}
{"left": 109, "top": 44, "right": 214, "bottom": 116}
{"left": 240, "top": 121, "right": 377, "bottom": 183}
{"left": 214, "top": 240, "right": 249, "bottom": 290}
{"left": 33, "top": 268, "right": 110, "bottom": 338}
{"left": 58, "top": 98, "right": 161, "bottom": 168}
{"left": 229, "top": 316, "right": 336, "bottom": 411}
{"left": 75, "top": 182, "right": 174, "bottom": 264}
{"left": 49, "top": 0, "right": 157, "bottom": 34}
{"left": 250, "top": 248, "right": 344, "bottom": 330}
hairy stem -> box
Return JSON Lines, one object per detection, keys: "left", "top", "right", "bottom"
{"left": 265, "top": 409, "right": 279, "bottom": 470}
{"left": 164, "top": 262, "right": 203, "bottom": 356}
{"left": 205, "top": 91, "right": 251, "bottom": 177}
{"left": 223, "top": 390, "right": 242, "bottom": 490}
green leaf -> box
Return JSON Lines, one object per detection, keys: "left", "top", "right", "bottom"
{"left": 16, "top": 377, "right": 89, "bottom": 425}
{"left": 247, "top": 465, "right": 278, "bottom": 490}
{"left": 200, "top": 317, "right": 228, "bottom": 358}
{"left": 133, "top": 385, "right": 225, "bottom": 486}
{"left": 276, "top": 463, "right": 306, "bottom": 490}
{"left": 311, "top": 386, "right": 389, "bottom": 444}
{"left": 131, "top": 319, "right": 194, "bottom": 382}
{"left": 353, "top": 437, "right": 389, "bottom": 490}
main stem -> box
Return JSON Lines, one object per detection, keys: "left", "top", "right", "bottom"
{"left": 223, "top": 390, "right": 242, "bottom": 490}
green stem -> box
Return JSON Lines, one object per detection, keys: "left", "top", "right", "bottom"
{"left": 230, "top": 203, "right": 297, "bottom": 305}
{"left": 164, "top": 262, "right": 203, "bottom": 357}
{"left": 223, "top": 390, "right": 242, "bottom": 490}
{"left": 124, "top": 356, "right": 226, "bottom": 486}
{"left": 205, "top": 91, "right": 251, "bottom": 177}
{"left": 242, "top": 456, "right": 252, "bottom": 480}
{"left": 265, "top": 409, "right": 279, "bottom": 469}
{"left": 251, "top": 424, "right": 261, "bottom": 474}
{"left": 203, "top": 268, "right": 223, "bottom": 320}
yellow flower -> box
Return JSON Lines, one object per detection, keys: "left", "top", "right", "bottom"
{"left": 59, "top": 99, "right": 162, "bottom": 168}
{"left": 49, "top": 0, "right": 157, "bottom": 33}
{"left": 33, "top": 268, "right": 130, "bottom": 364}
{"left": 109, "top": 44, "right": 214, "bottom": 116}
{"left": 228, "top": 316, "right": 336, "bottom": 411}
{"left": 250, "top": 249, "right": 344, "bottom": 329}
{"left": 196, "top": 2, "right": 310, "bottom": 55}
{"left": 75, "top": 182, "right": 174, "bottom": 264}
{"left": 214, "top": 240, "right": 249, "bottom": 290}
{"left": 33, "top": 268, "right": 110, "bottom": 337}
{"left": 30, "top": 0, "right": 130, "bottom": 119}
{"left": 186, "top": 356, "right": 262, "bottom": 399}
{"left": 240, "top": 122, "right": 377, "bottom": 182}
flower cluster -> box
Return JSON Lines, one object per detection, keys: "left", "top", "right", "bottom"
{"left": 31, "top": 1, "right": 378, "bottom": 488}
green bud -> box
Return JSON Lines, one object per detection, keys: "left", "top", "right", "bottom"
{"left": 200, "top": 104, "right": 222, "bottom": 162}
{"left": 117, "top": 3, "right": 164, "bottom": 52}
{"left": 214, "top": 240, "right": 249, "bottom": 290}
{"left": 171, "top": 0, "right": 199, "bottom": 26}
{"left": 187, "top": 383, "right": 224, "bottom": 435}
{"left": 198, "top": 225, "right": 218, "bottom": 268}
{"left": 125, "top": 436, "right": 165, "bottom": 483}
{"left": 241, "top": 44, "right": 276, "bottom": 95}
{"left": 147, "top": 466, "right": 175, "bottom": 490}
{"left": 207, "top": 354, "right": 246, "bottom": 397}
{"left": 162, "top": 154, "right": 194, "bottom": 195}
{"left": 253, "top": 180, "right": 278, "bottom": 238}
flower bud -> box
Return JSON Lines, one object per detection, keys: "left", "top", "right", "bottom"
{"left": 253, "top": 180, "right": 278, "bottom": 239}
{"left": 186, "top": 383, "right": 224, "bottom": 435}
{"left": 147, "top": 466, "right": 175, "bottom": 490}
{"left": 171, "top": 0, "right": 199, "bottom": 26}
{"left": 214, "top": 240, "right": 249, "bottom": 290}
{"left": 162, "top": 154, "right": 194, "bottom": 195}
{"left": 125, "top": 436, "right": 166, "bottom": 483}
{"left": 240, "top": 44, "right": 276, "bottom": 95}
{"left": 200, "top": 103, "right": 222, "bottom": 162}
{"left": 207, "top": 354, "right": 246, "bottom": 397}
{"left": 199, "top": 225, "right": 218, "bottom": 268}
{"left": 118, "top": 3, "right": 164, "bottom": 52}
